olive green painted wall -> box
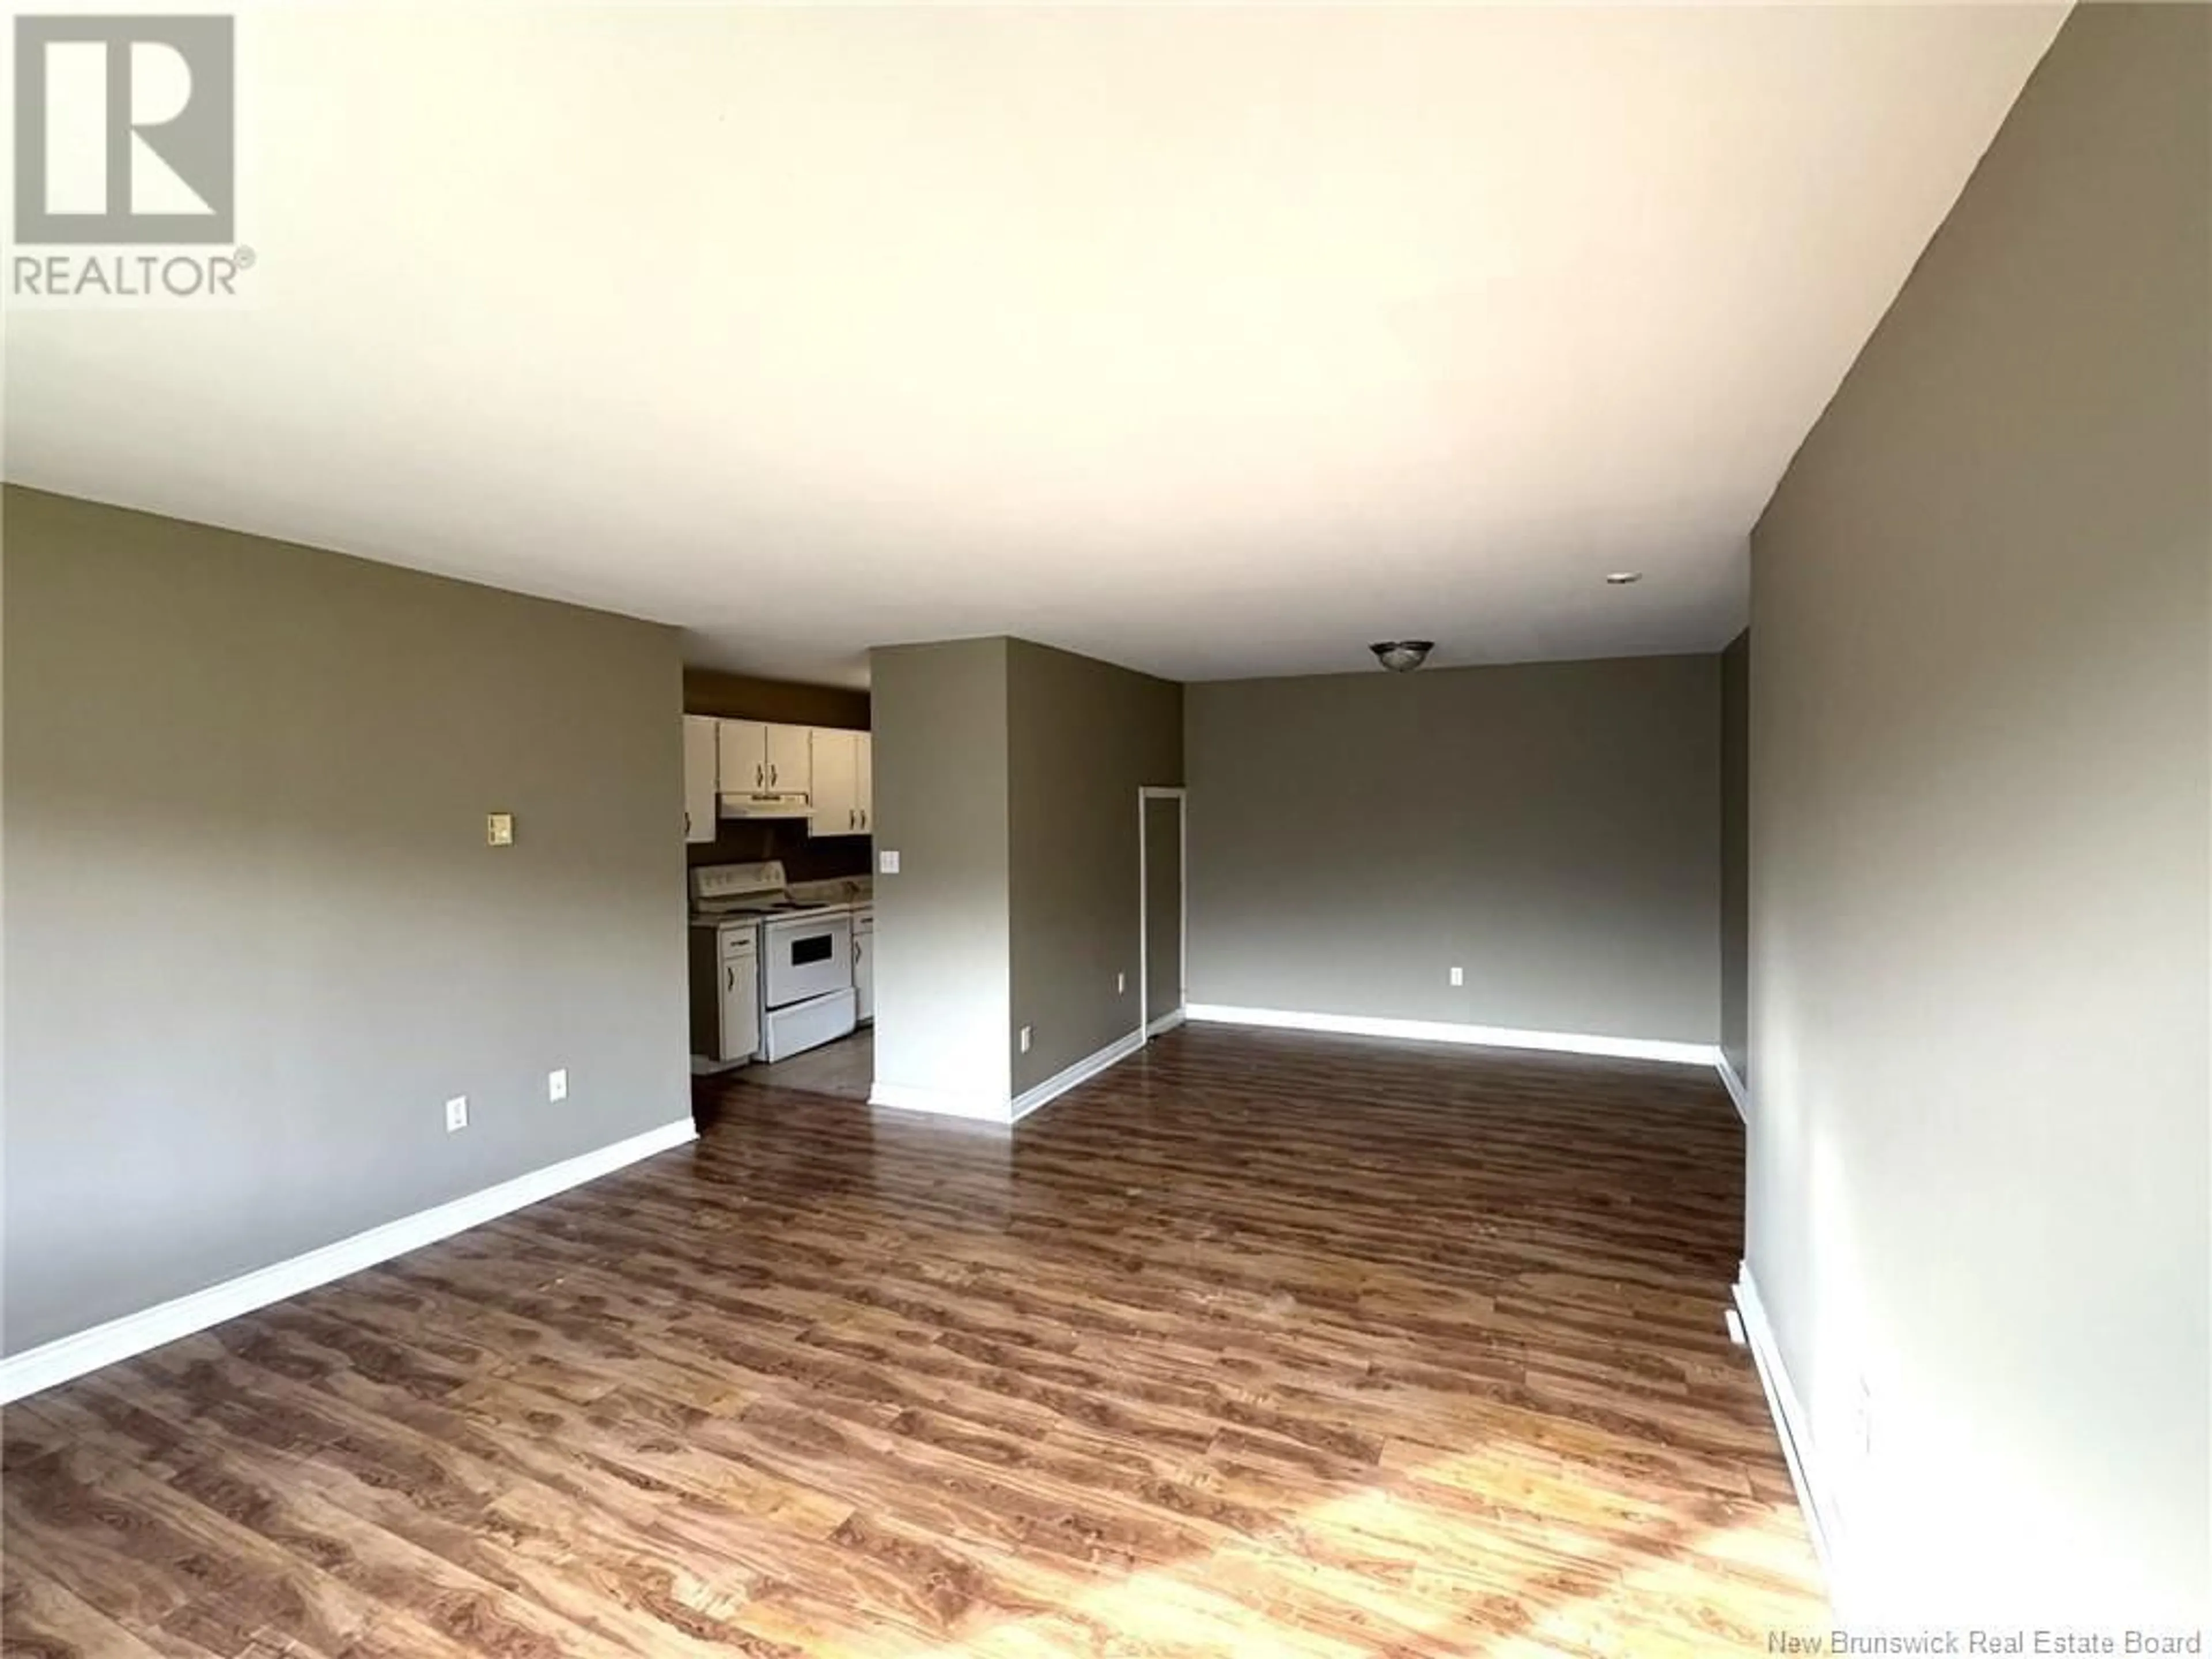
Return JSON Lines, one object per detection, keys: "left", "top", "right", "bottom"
{"left": 1006, "top": 640, "right": 1182, "bottom": 1094}
{"left": 1746, "top": 5, "right": 2209, "bottom": 1623}
{"left": 1186, "top": 655, "right": 1723, "bottom": 1045}
{"left": 866, "top": 638, "right": 1013, "bottom": 1115}
{"left": 3, "top": 487, "right": 690, "bottom": 1355}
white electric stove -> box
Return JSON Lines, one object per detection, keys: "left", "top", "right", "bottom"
{"left": 690, "top": 861, "right": 857, "bottom": 1062}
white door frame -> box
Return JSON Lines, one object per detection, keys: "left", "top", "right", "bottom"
{"left": 1137, "top": 787, "right": 1188, "bottom": 1039}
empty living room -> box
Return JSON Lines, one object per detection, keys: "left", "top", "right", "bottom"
{"left": 2, "top": 3, "right": 2205, "bottom": 1654}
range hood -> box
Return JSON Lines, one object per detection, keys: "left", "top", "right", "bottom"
{"left": 718, "top": 791, "right": 810, "bottom": 820}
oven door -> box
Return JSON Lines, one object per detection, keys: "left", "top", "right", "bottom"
{"left": 760, "top": 911, "right": 853, "bottom": 1009}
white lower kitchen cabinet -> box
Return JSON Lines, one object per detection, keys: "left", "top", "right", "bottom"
{"left": 687, "top": 921, "right": 759, "bottom": 1068}
{"left": 853, "top": 904, "right": 874, "bottom": 1022}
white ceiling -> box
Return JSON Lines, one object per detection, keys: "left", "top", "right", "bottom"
{"left": 3, "top": 3, "right": 2064, "bottom": 686}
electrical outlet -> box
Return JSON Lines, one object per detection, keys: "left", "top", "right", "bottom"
{"left": 1116, "top": 971, "right": 1126, "bottom": 995}
{"left": 548, "top": 1068, "right": 567, "bottom": 1102}
{"left": 1019, "top": 1025, "right": 1032, "bottom": 1054}
{"left": 485, "top": 812, "right": 514, "bottom": 847}
{"left": 1449, "top": 965, "right": 1464, "bottom": 987}
{"left": 445, "top": 1095, "right": 468, "bottom": 1132}
{"left": 878, "top": 849, "right": 900, "bottom": 874}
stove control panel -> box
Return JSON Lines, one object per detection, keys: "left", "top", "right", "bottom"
{"left": 690, "top": 859, "right": 786, "bottom": 906}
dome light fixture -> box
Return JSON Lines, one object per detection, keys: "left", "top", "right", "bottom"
{"left": 1369, "top": 640, "right": 1435, "bottom": 673}
{"left": 1604, "top": 570, "right": 1644, "bottom": 586}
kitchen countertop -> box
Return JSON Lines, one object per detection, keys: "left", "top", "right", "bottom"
{"left": 787, "top": 877, "right": 873, "bottom": 908}
{"left": 689, "top": 877, "right": 872, "bottom": 931}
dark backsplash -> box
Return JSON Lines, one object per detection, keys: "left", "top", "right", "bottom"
{"left": 684, "top": 812, "right": 870, "bottom": 881}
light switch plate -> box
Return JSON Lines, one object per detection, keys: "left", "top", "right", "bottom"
{"left": 445, "top": 1095, "right": 468, "bottom": 1132}
{"left": 548, "top": 1068, "right": 567, "bottom": 1102}
{"left": 486, "top": 812, "right": 514, "bottom": 847}
{"left": 878, "top": 850, "right": 900, "bottom": 874}
{"left": 1449, "top": 966, "right": 1464, "bottom": 986}
{"left": 1018, "top": 1025, "right": 1032, "bottom": 1054}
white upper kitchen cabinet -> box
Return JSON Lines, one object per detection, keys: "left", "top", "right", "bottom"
{"left": 682, "top": 715, "right": 718, "bottom": 843}
{"left": 809, "top": 728, "right": 864, "bottom": 835}
{"left": 717, "top": 719, "right": 769, "bottom": 793}
{"left": 856, "top": 733, "right": 873, "bottom": 831}
{"left": 764, "top": 724, "right": 811, "bottom": 795}
{"left": 718, "top": 719, "right": 811, "bottom": 796}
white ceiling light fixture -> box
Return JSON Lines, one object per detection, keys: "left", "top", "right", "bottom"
{"left": 1604, "top": 571, "right": 1644, "bottom": 586}
{"left": 1369, "top": 641, "right": 1435, "bottom": 673}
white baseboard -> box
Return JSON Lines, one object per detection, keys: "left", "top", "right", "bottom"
{"left": 1145, "top": 1009, "right": 1185, "bottom": 1037}
{"left": 1734, "top": 1264, "right": 1840, "bottom": 1591}
{"left": 0, "top": 1118, "right": 698, "bottom": 1406}
{"left": 871, "top": 1028, "right": 1148, "bottom": 1126}
{"left": 867, "top": 1080, "right": 1013, "bottom": 1123}
{"left": 1010, "top": 1028, "right": 1145, "bottom": 1122}
{"left": 1716, "top": 1052, "right": 1751, "bottom": 1124}
{"left": 1184, "top": 1004, "right": 1720, "bottom": 1068}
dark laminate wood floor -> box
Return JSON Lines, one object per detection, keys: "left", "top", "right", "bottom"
{"left": 2, "top": 1025, "right": 1824, "bottom": 1658}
